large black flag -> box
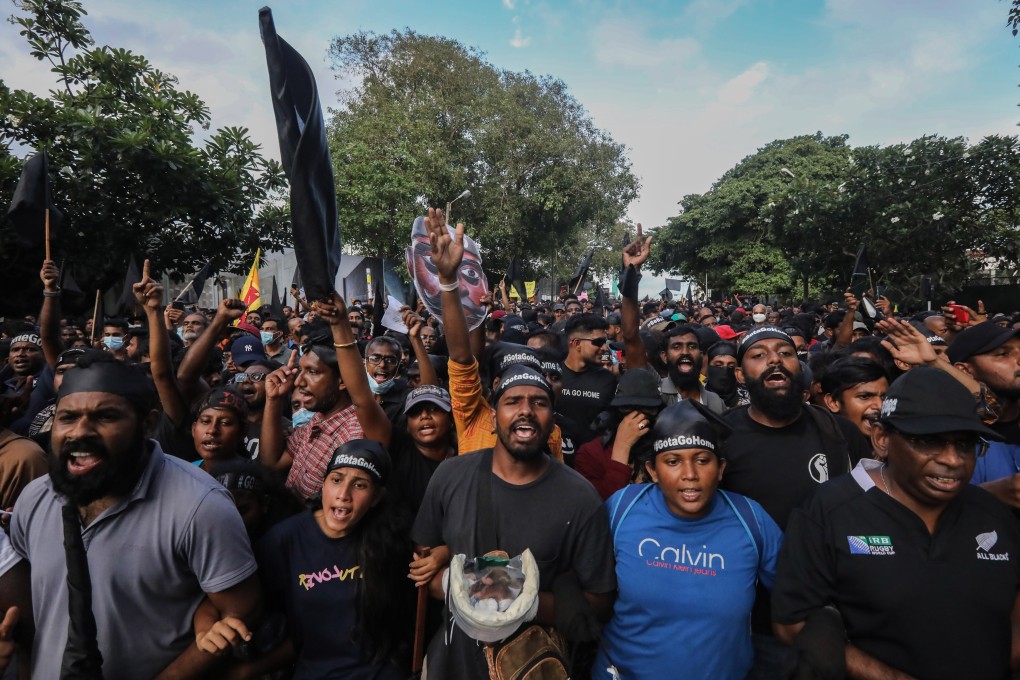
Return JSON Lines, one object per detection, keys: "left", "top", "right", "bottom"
{"left": 505, "top": 257, "right": 527, "bottom": 301}
{"left": 58, "top": 260, "right": 84, "bottom": 297}
{"left": 115, "top": 256, "right": 141, "bottom": 316}
{"left": 260, "top": 7, "right": 341, "bottom": 303}
{"left": 7, "top": 151, "right": 64, "bottom": 253}
{"left": 568, "top": 248, "right": 594, "bottom": 294}
{"left": 270, "top": 277, "right": 285, "bottom": 321}
{"left": 659, "top": 288, "right": 673, "bottom": 302}
{"left": 372, "top": 279, "right": 385, "bottom": 338}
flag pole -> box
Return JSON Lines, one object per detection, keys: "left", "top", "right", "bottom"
{"left": 90, "top": 290, "right": 100, "bottom": 345}
{"left": 44, "top": 209, "right": 51, "bottom": 261}
{"left": 173, "top": 278, "right": 196, "bottom": 302}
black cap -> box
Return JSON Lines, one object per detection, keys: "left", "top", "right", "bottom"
{"left": 199, "top": 386, "right": 249, "bottom": 420}
{"left": 736, "top": 327, "right": 796, "bottom": 363}
{"left": 878, "top": 366, "right": 1000, "bottom": 438}
{"left": 947, "top": 322, "right": 1020, "bottom": 364}
{"left": 610, "top": 368, "right": 663, "bottom": 409}
{"left": 651, "top": 400, "right": 732, "bottom": 455}
{"left": 325, "top": 439, "right": 392, "bottom": 484}
{"left": 484, "top": 342, "right": 542, "bottom": 379}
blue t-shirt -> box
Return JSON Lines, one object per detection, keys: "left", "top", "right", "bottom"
{"left": 594, "top": 485, "right": 783, "bottom": 680}
{"left": 970, "top": 441, "right": 1020, "bottom": 485}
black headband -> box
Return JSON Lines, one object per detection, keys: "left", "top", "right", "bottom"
{"left": 58, "top": 360, "right": 155, "bottom": 406}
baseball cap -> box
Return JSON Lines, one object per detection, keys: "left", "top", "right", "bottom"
{"left": 198, "top": 386, "right": 249, "bottom": 420}
{"left": 404, "top": 385, "right": 452, "bottom": 414}
{"left": 852, "top": 321, "right": 869, "bottom": 333}
{"left": 878, "top": 366, "right": 1000, "bottom": 438}
{"left": 946, "top": 322, "right": 1020, "bottom": 364}
{"left": 714, "top": 325, "right": 745, "bottom": 342}
{"left": 491, "top": 310, "right": 507, "bottom": 320}
{"left": 230, "top": 335, "right": 266, "bottom": 367}
{"left": 610, "top": 368, "right": 663, "bottom": 409}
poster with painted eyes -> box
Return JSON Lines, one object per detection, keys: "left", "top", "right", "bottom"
{"left": 405, "top": 216, "right": 490, "bottom": 331}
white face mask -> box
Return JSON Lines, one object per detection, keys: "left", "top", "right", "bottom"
{"left": 365, "top": 370, "right": 396, "bottom": 395}
{"left": 752, "top": 313, "right": 767, "bottom": 324}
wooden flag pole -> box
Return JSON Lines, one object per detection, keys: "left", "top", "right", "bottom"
{"left": 90, "top": 290, "right": 100, "bottom": 345}
{"left": 411, "top": 547, "right": 431, "bottom": 674}
{"left": 44, "top": 209, "right": 50, "bottom": 261}
{"left": 173, "top": 278, "right": 196, "bottom": 302}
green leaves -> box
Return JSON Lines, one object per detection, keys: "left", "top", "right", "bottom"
{"left": 651, "top": 132, "right": 1020, "bottom": 303}
{"left": 0, "top": 0, "right": 290, "bottom": 309}
{"left": 326, "top": 29, "right": 637, "bottom": 276}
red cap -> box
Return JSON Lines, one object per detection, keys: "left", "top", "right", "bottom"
{"left": 715, "top": 325, "right": 746, "bottom": 341}
{"left": 491, "top": 310, "right": 506, "bottom": 320}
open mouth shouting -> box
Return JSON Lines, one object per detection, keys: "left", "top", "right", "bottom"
{"left": 64, "top": 441, "right": 107, "bottom": 476}
{"left": 762, "top": 367, "right": 793, "bottom": 390}
{"left": 509, "top": 418, "right": 539, "bottom": 444}
{"left": 675, "top": 356, "right": 697, "bottom": 373}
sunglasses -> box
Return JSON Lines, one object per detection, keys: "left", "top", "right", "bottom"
{"left": 575, "top": 337, "right": 608, "bottom": 348}
{"left": 233, "top": 372, "right": 267, "bottom": 383}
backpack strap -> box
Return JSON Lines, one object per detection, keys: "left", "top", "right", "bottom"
{"left": 718, "top": 489, "right": 763, "bottom": 570}
{"left": 608, "top": 484, "right": 653, "bottom": 555}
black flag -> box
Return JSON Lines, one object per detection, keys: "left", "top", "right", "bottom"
{"left": 568, "top": 248, "right": 594, "bottom": 294}
{"left": 116, "top": 256, "right": 141, "bottom": 316}
{"left": 506, "top": 257, "right": 527, "bottom": 301}
{"left": 270, "top": 277, "right": 285, "bottom": 321}
{"left": 686, "top": 284, "right": 694, "bottom": 307}
{"left": 851, "top": 245, "right": 877, "bottom": 319}
{"left": 190, "top": 260, "right": 214, "bottom": 300}
{"left": 260, "top": 7, "right": 341, "bottom": 303}
{"left": 659, "top": 288, "right": 673, "bottom": 302}
{"left": 7, "top": 151, "right": 65, "bottom": 253}
{"left": 593, "top": 285, "right": 607, "bottom": 315}
{"left": 58, "top": 261, "right": 84, "bottom": 297}
{"left": 372, "top": 280, "right": 385, "bottom": 338}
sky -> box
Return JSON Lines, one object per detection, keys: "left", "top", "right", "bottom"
{"left": 2, "top": 0, "right": 1018, "bottom": 296}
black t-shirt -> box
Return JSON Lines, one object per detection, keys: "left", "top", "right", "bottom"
{"left": 258, "top": 511, "right": 405, "bottom": 680}
{"left": 554, "top": 412, "right": 585, "bottom": 468}
{"left": 388, "top": 427, "right": 447, "bottom": 513}
{"left": 151, "top": 410, "right": 198, "bottom": 461}
{"left": 412, "top": 450, "right": 616, "bottom": 680}
{"left": 557, "top": 365, "right": 617, "bottom": 437}
{"left": 379, "top": 378, "right": 411, "bottom": 431}
{"left": 991, "top": 415, "right": 1020, "bottom": 445}
{"left": 243, "top": 416, "right": 290, "bottom": 462}
{"left": 773, "top": 462, "right": 1020, "bottom": 680}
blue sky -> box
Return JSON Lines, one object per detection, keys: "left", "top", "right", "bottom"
{"left": 2, "top": 0, "right": 1018, "bottom": 295}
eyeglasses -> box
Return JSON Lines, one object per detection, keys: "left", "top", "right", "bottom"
{"left": 234, "top": 372, "right": 267, "bottom": 383}
{"left": 698, "top": 316, "right": 716, "bottom": 325}
{"left": 367, "top": 354, "right": 399, "bottom": 366}
{"left": 574, "top": 337, "right": 608, "bottom": 348}
{"left": 890, "top": 428, "right": 989, "bottom": 457}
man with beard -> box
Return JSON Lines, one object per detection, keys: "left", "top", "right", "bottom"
{"left": 4, "top": 333, "right": 44, "bottom": 394}
{"left": 720, "top": 326, "right": 869, "bottom": 677}
{"left": 260, "top": 327, "right": 364, "bottom": 500}
{"left": 176, "top": 312, "right": 208, "bottom": 347}
{"left": 820, "top": 357, "right": 888, "bottom": 440}
{"left": 259, "top": 317, "right": 288, "bottom": 361}
{"left": 413, "top": 364, "right": 615, "bottom": 679}
{"left": 659, "top": 325, "right": 725, "bottom": 414}
{"left": 8, "top": 356, "right": 260, "bottom": 679}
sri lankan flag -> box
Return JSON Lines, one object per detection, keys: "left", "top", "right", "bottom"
{"left": 237, "top": 248, "right": 263, "bottom": 324}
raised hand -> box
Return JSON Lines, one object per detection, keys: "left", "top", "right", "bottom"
{"left": 843, "top": 288, "right": 859, "bottom": 313}
{"left": 265, "top": 349, "right": 299, "bottom": 401}
{"left": 424, "top": 207, "right": 463, "bottom": 283}
{"left": 876, "top": 294, "right": 892, "bottom": 317}
{"left": 40, "top": 259, "right": 60, "bottom": 292}
{"left": 133, "top": 259, "right": 164, "bottom": 310}
{"left": 623, "top": 223, "right": 653, "bottom": 269}
{"left": 876, "top": 319, "right": 937, "bottom": 367}
{"left": 315, "top": 292, "right": 348, "bottom": 327}
{"left": 401, "top": 307, "right": 423, "bottom": 337}
{"left": 216, "top": 298, "right": 247, "bottom": 324}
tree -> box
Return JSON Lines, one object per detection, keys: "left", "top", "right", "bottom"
{"left": 326, "top": 30, "right": 638, "bottom": 274}
{"left": 651, "top": 132, "right": 1020, "bottom": 305}
{"left": 0, "top": 0, "right": 289, "bottom": 314}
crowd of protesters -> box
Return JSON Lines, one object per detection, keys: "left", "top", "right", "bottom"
{"left": 1, "top": 211, "right": 1020, "bottom": 679}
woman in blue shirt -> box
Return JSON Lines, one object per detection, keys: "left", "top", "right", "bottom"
{"left": 595, "top": 401, "right": 783, "bottom": 680}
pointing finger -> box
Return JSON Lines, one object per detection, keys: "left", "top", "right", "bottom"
{"left": 142, "top": 258, "right": 150, "bottom": 282}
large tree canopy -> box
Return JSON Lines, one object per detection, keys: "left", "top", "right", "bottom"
{"left": 326, "top": 30, "right": 639, "bottom": 280}
{"left": 0, "top": 0, "right": 289, "bottom": 312}
{"left": 650, "top": 132, "right": 1020, "bottom": 304}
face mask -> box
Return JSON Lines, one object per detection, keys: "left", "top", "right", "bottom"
{"left": 260, "top": 331, "right": 277, "bottom": 346}
{"left": 177, "top": 327, "right": 186, "bottom": 342}
{"left": 291, "top": 408, "right": 314, "bottom": 428}
{"left": 103, "top": 336, "right": 125, "bottom": 351}
{"left": 706, "top": 365, "right": 737, "bottom": 397}
{"left": 752, "top": 313, "right": 767, "bottom": 324}
{"left": 365, "top": 371, "right": 396, "bottom": 395}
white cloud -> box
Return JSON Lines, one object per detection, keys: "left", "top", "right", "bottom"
{"left": 503, "top": 0, "right": 516, "bottom": 9}
{"left": 717, "top": 61, "right": 769, "bottom": 105}
{"left": 510, "top": 27, "right": 531, "bottom": 48}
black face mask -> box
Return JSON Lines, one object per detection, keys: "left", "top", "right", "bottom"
{"left": 706, "top": 365, "right": 737, "bottom": 400}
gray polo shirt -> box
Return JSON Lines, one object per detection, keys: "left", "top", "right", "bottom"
{"left": 660, "top": 377, "right": 727, "bottom": 414}
{"left": 12, "top": 441, "right": 257, "bottom": 680}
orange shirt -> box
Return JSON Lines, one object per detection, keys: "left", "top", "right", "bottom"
{"left": 447, "top": 357, "right": 563, "bottom": 460}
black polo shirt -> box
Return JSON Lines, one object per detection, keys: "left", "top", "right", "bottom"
{"left": 773, "top": 459, "right": 1020, "bottom": 680}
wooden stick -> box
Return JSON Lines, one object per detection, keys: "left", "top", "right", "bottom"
{"left": 173, "top": 278, "right": 195, "bottom": 302}
{"left": 411, "top": 547, "right": 431, "bottom": 673}
{"left": 90, "top": 290, "right": 100, "bottom": 344}
{"left": 44, "top": 209, "right": 50, "bottom": 261}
